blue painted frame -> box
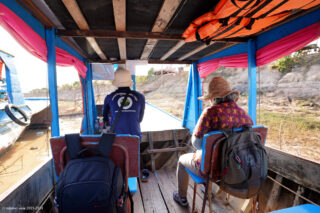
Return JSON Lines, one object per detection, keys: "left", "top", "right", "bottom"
{"left": 86, "top": 63, "right": 95, "bottom": 134}
{"left": 182, "top": 63, "right": 202, "bottom": 132}
{"left": 46, "top": 28, "right": 60, "bottom": 137}
{"left": 132, "top": 75, "right": 136, "bottom": 91}
{"left": 248, "top": 39, "right": 257, "bottom": 125}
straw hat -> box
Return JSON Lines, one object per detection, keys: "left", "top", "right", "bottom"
{"left": 199, "top": 76, "right": 239, "bottom": 101}
{"left": 112, "top": 68, "right": 133, "bottom": 87}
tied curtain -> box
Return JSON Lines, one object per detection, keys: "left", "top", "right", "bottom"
{"left": 0, "top": 3, "right": 87, "bottom": 78}
{"left": 197, "top": 22, "right": 320, "bottom": 78}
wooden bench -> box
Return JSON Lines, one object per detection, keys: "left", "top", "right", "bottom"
{"left": 185, "top": 125, "right": 268, "bottom": 213}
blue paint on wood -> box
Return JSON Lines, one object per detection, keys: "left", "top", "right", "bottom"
{"left": 198, "top": 43, "right": 248, "bottom": 63}
{"left": 183, "top": 64, "right": 202, "bottom": 132}
{"left": 55, "top": 35, "right": 84, "bottom": 61}
{"left": 248, "top": 39, "right": 257, "bottom": 125}
{"left": 86, "top": 63, "right": 94, "bottom": 134}
{"left": 81, "top": 77, "right": 88, "bottom": 135}
{"left": 46, "top": 28, "right": 60, "bottom": 137}
{"left": 182, "top": 67, "right": 193, "bottom": 129}
{"left": 132, "top": 75, "right": 136, "bottom": 91}
{"left": 257, "top": 8, "right": 320, "bottom": 50}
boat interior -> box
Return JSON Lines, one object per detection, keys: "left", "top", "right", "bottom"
{"left": 0, "top": 0, "right": 320, "bottom": 212}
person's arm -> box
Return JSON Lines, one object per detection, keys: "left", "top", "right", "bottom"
{"left": 103, "top": 95, "right": 110, "bottom": 126}
{"left": 192, "top": 108, "right": 213, "bottom": 150}
{"left": 139, "top": 94, "right": 145, "bottom": 123}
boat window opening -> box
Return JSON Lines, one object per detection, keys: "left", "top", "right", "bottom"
{"left": 255, "top": 42, "right": 320, "bottom": 163}
{"left": 135, "top": 64, "right": 190, "bottom": 120}
{"left": 56, "top": 67, "right": 83, "bottom": 136}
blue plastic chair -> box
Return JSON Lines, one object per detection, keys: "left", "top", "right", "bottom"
{"left": 128, "top": 177, "right": 138, "bottom": 194}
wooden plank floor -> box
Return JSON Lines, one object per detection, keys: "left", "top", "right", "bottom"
{"left": 132, "top": 166, "right": 241, "bottom": 213}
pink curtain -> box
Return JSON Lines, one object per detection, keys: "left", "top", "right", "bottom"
{"left": 197, "top": 22, "right": 320, "bottom": 78}
{"left": 0, "top": 3, "right": 87, "bottom": 78}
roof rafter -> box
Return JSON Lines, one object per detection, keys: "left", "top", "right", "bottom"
{"left": 140, "top": 0, "right": 183, "bottom": 60}
{"left": 160, "top": 41, "right": 185, "bottom": 60}
{"left": 61, "top": 0, "right": 107, "bottom": 60}
{"left": 90, "top": 59, "right": 192, "bottom": 64}
{"left": 112, "top": 0, "right": 126, "bottom": 60}
{"left": 57, "top": 30, "right": 183, "bottom": 40}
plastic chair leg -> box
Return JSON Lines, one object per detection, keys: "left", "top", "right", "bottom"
{"left": 192, "top": 182, "right": 197, "bottom": 213}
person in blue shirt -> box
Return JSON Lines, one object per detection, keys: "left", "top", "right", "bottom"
{"left": 103, "top": 68, "right": 145, "bottom": 139}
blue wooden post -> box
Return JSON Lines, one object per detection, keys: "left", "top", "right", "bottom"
{"left": 248, "top": 39, "right": 257, "bottom": 125}
{"left": 182, "top": 68, "right": 192, "bottom": 128}
{"left": 81, "top": 77, "right": 89, "bottom": 134}
{"left": 86, "top": 63, "right": 95, "bottom": 134}
{"left": 132, "top": 75, "right": 136, "bottom": 91}
{"left": 46, "top": 28, "right": 60, "bottom": 136}
{"left": 192, "top": 63, "right": 202, "bottom": 122}
{"left": 182, "top": 63, "right": 202, "bottom": 132}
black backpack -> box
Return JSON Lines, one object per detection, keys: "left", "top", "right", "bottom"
{"left": 55, "top": 133, "right": 132, "bottom": 213}
{"left": 219, "top": 126, "right": 268, "bottom": 198}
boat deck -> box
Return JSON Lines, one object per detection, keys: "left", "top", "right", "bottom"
{"left": 140, "top": 103, "right": 183, "bottom": 132}
{"left": 133, "top": 166, "right": 244, "bottom": 213}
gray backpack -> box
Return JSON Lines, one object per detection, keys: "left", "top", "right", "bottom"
{"left": 220, "top": 126, "right": 268, "bottom": 198}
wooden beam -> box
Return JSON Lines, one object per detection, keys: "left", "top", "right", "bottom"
{"left": 61, "top": 0, "right": 107, "bottom": 59}
{"left": 90, "top": 59, "right": 192, "bottom": 64}
{"left": 112, "top": 0, "right": 126, "bottom": 60}
{"left": 57, "top": 29, "right": 183, "bottom": 40}
{"left": 160, "top": 41, "right": 185, "bottom": 60}
{"left": 266, "top": 146, "right": 320, "bottom": 194}
{"left": 140, "top": 0, "right": 182, "bottom": 59}
{"left": 178, "top": 42, "right": 216, "bottom": 60}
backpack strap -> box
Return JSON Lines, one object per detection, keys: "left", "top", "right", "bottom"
{"left": 65, "top": 133, "right": 81, "bottom": 160}
{"left": 98, "top": 133, "right": 116, "bottom": 158}
{"left": 98, "top": 91, "right": 130, "bottom": 158}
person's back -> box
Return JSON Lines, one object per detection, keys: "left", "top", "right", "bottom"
{"left": 103, "top": 68, "right": 145, "bottom": 138}
{"left": 103, "top": 87, "right": 145, "bottom": 138}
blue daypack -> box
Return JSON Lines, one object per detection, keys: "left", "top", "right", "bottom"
{"left": 55, "top": 133, "right": 132, "bottom": 213}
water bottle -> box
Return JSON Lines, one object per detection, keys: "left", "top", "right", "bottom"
{"left": 99, "top": 118, "right": 104, "bottom": 133}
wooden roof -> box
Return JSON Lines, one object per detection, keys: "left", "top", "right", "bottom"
{"left": 15, "top": 0, "right": 319, "bottom": 64}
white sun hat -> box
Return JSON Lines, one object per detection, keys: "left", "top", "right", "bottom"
{"left": 112, "top": 68, "right": 133, "bottom": 87}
